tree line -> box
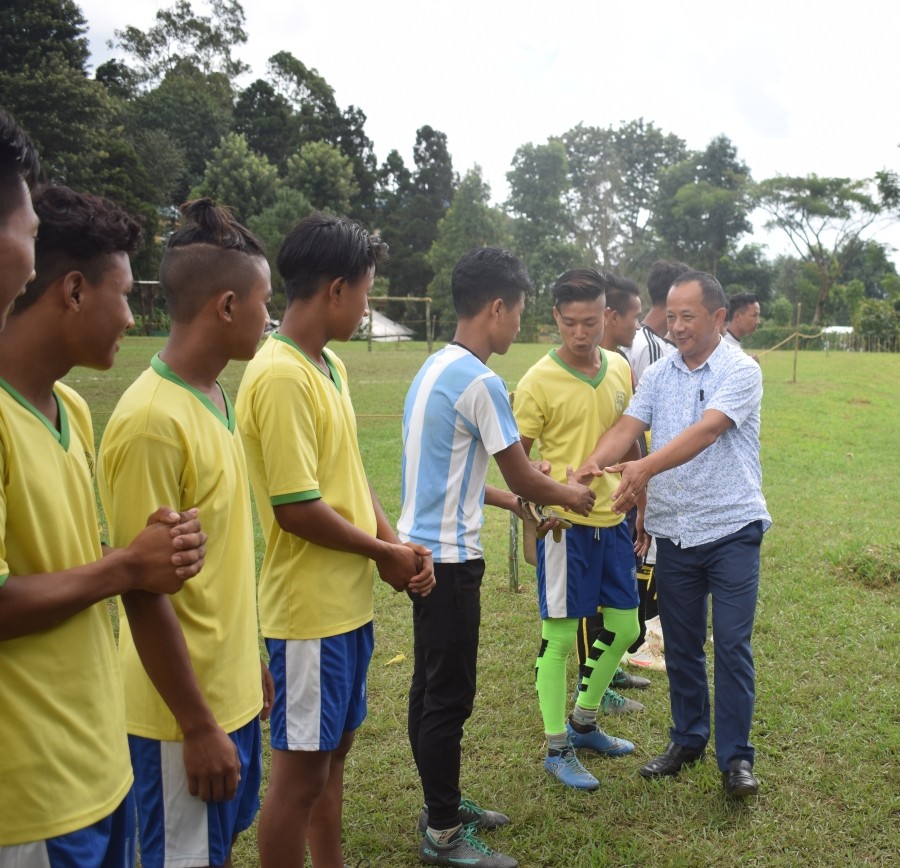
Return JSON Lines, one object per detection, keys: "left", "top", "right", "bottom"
{"left": 2, "top": 0, "right": 899, "bottom": 343}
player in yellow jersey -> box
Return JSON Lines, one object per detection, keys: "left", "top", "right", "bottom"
{"left": 513, "top": 268, "right": 645, "bottom": 791}
{"left": 0, "top": 177, "right": 206, "bottom": 867}
{"left": 236, "top": 212, "right": 434, "bottom": 868}
{"left": 99, "top": 199, "right": 274, "bottom": 868}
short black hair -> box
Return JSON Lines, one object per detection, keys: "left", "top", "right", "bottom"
{"left": 647, "top": 259, "right": 691, "bottom": 306}
{"left": 670, "top": 269, "right": 727, "bottom": 314}
{"left": 726, "top": 292, "right": 759, "bottom": 322}
{"left": 160, "top": 198, "right": 267, "bottom": 322}
{"left": 277, "top": 211, "right": 387, "bottom": 303}
{"left": 15, "top": 185, "right": 142, "bottom": 315}
{"left": 0, "top": 108, "right": 40, "bottom": 223}
{"left": 551, "top": 267, "right": 611, "bottom": 310}
{"left": 605, "top": 273, "right": 641, "bottom": 316}
{"left": 451, "top": 247, "right": 533, "bottom": 319}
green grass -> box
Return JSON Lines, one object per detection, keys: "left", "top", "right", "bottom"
{"left": 64, "top": 341, "right": 900, "bottom": 867}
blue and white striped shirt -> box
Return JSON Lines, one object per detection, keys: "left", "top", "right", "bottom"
{"left": 625, "top": 338, "right": 771, "bottom": 548}
{"left": 398, "top": 344, "right": 521, "bottom": 563}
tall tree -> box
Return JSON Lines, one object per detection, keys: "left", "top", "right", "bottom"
{"left": 654, "top": 135, "right": 752, "bottom": 273}
{"left": 0, "top": 0, "right": 164, "bottom": 278}
{"left": 563, "top": 119, "right": 686, "bottom": 269}
{"left": 247, "top": 186, "right": 313, "bottom": 303}
{"left": 0, "top": 0, "right": 115, "bottom": 189}
{"left": 110, "top": 0, "right": 249, "bottom": 88}
{"left": 189, "top": 132, "right": 278, "bottom": 222}
{"left": 380, "top": 126, "right": 456, "bottom": 318}
{"left": 123, "top": 68, "right": 233, "bottom": 202}
{"left": 233, "top": 80, "right": 298, "bottom": 171}
{"left": 757, "top": 173, "right": 900, "bottom": 323}
{"left": 262, "top": 51, "right": 377, "bottom": 218}
{"left": 506, "top": 139, "right": 582, "bottom": 335}
{"left": 715, "top": 244, "right": 775, "bottom": 303}
{"left": 426, "top": 167, "right": 511, "bottom": 336}
{"left": 284, "top": 141, "right": 358, "bottom": 216}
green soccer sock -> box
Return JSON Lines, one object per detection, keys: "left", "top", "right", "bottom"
{"left": 576, "top": 607, "right": 640, "bottom": 713}
{"left": 535, "top": 617, "right": 578, "bottom": 737}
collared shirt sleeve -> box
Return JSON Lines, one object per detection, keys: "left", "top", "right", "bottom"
{"left": 706, "top": 357, "right": 762, "bottom": 430}
{"left": 624, "top": 361, "right": 657, "bottom": 427}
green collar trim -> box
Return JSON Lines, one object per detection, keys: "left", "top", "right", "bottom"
{"left": 0, "top": 376, "right": 69, "bottom": 448}
{"left": 271, "top": 333, "right": 342, "bottom": 393}
{"left": 548, "top": 347, "right": 609, "bottom": 388}
{"left": 151, "top": 355, "right": 234, "bottom": 432}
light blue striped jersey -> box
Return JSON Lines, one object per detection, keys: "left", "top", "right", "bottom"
{"left": 398, "top": 344, "right": 520, "bottom": 563}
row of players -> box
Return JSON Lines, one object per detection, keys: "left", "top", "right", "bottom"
{"left": 0, "top": 109, "right": 769, "bottom": 868}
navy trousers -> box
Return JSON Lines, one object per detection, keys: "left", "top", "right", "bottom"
{"left": 655, "top": 520, "right": 763, "bottom": 771}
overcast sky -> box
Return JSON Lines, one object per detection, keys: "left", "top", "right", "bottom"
{"left": 78, "top": 0, "right": 900, "bottom": 264}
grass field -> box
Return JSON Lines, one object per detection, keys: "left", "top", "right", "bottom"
{"left": 64, "top": 340, "right": 899, "bottom": 868}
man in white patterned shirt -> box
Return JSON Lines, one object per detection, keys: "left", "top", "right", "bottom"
{"left": 577, "top": 270, "right": 771, "bottom": 800}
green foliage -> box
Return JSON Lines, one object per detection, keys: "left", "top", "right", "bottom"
{"left": 247, "top": 185, "right": 313, "bottom": 294}
{"left": 853, "top": 298, "right": 899, "bottom": 341}
{"left": 716, "top": 244, "right": 774, "bottom": 302}
{"left": 840, "top": 237, "right": 899, "bottom": 299}
{"left": 562, "top": 119, "right": 686, "bottom": 269}
{"left": 189, "top": 132, "right": 278, "bottom": 222}
{"left": 425, "top": 167, "right": 511, "bottom": 337}
{"left": 284, "top": 140, "right": 358, "bottom": 215}
{"left": 0, "top": 0, "right": 90, "bottom": 72}
{"left": 0, "top": 1, "right": 118, "bottom": 190}
{"left": 261, "top": 51, "right": 377, "bottom": 219}
{"left": 655, "top": 135, "right": 752, "bottom": 272}
{"left": 506, "top": 139, "right": 583, "bottom": 337}
{"left": 380, "top": 127, "right": 456, "bottom": 322}
{"left": 828, "top": 278, "right": 865, "bottom": 325}
{"left": 772, "top": 255, "right": 820, "bottom": 324}
{"left": 756, "top": 173, "right": 892, "bottom": 324}
{"left": 124, "top": 69, "right": 233, "bottom": 201}
{"left": 233, "top": 79, "right": 297, "bottom": 171}
{"left": 769, "top": 296, "right": 794, "bottom": 326}
{"left": 110, "top": 0, "right": 249, "bottom": 87}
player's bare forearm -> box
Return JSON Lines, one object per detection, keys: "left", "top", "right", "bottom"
{"left": 274, "top": 498, "right": 391, "bottom": 561}
{"left": 493, "top": 442, "right": 594, "bottom": 516}
{"left": 121, "top": 590, "right": 216, "bottom": 733}
{"left": 0, "top": 516, "right": 200, "bottom": 641}
{"left": 121, "top": 590, "right": 239, "bottom": 802}
{"left": 368, "top": 480, "right": 401, "bottom": 544}
{"left": 576, "top": 415, "right": 648, "bottom": 483}
{"left": 485, "top": 484, "right": 520, "bottom": 515}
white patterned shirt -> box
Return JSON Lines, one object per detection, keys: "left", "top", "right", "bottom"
{"left": 625, "top": 338, "right": 771, "bottom": 548}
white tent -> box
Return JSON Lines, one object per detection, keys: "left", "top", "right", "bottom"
{"left": 357, "top": 309, "right": 415, "bottom": 342}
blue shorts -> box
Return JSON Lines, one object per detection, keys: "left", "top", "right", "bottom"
{"left": 128, "top": 719, "right": 262, "bottom": 868}
{"left": 266, "top": 621, "right": 374, "bottom": 752}
{"left": 537, "top": 521, "right": 639, "bottom": 619}
{"left": 0, "top": 791, "right": 136, "bottom": 868}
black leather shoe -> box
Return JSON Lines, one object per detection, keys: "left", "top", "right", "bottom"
{"left": 639, "top": 741, "right": 706, "bottom": 778}
{"left": 722, "top": 759, "right": 759, "bottom": 797}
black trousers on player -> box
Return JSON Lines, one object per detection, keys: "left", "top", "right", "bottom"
{"left": 408, "top": 559, "right": 483, "bottom": 830}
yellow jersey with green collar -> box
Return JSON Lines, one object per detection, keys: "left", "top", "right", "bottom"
{"left": 513, "top": 348, "right": 633, "bottom": 528}
{"left": 98, "top": 356, "right": 262, "bottom": 740}
{"left": 0, "top": 378, "right": 132, "bottom": 845}
{"left": 236, "top": 334, "right": 376, "bottom": 640}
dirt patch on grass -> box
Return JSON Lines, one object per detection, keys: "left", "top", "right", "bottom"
{"left": 831, "top": 543, "right": 899, "bottom": 590}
